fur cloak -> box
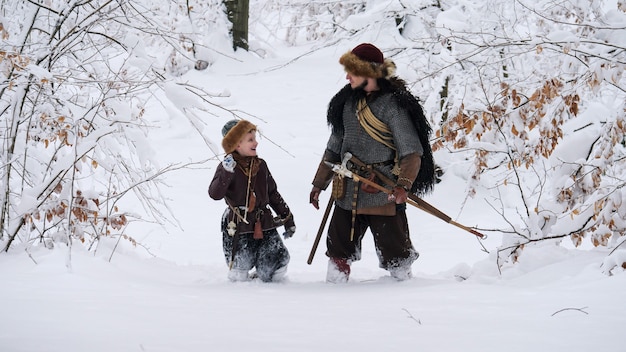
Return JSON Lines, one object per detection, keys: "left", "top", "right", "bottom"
{"left": 326, "top": 78, "right": 436, "bottom": 195}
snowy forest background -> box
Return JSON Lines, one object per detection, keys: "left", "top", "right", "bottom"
{"left": 1, "top": 0, "right": 625, "bottom": 351}
{"left": 2, "top": 0, "right": 625, "bottom": 272}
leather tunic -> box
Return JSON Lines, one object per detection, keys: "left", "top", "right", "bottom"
{"left": 209, "top": 156, "right": 294, "bottom": 235}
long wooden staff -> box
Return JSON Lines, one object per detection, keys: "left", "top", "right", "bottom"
{"left": 327, "top": 153, "right": 487, "bottom": 239}
{"left": 307, "top": 196, "right": 334, "bottom": 264}
{"left": 405, "top": 196, "right": 486, "bottom": 239}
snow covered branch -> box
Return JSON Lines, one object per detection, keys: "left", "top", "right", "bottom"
{"left": 413, "top": 0, "right": 626, "bottom": 270}
{"left": 0, "top": 0, "right": 235, "bottom": 256}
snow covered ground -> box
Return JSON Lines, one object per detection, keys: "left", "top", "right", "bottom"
{"left": 1, "top": 37, "right": 624, "bottom": 352}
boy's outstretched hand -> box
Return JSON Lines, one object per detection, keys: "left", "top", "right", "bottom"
{"left": 222, "top": 154, "right": 236, "bottom": 173}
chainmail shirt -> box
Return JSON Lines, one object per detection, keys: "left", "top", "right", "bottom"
{"left": 326, "top": 92, "right": 423, "bottom": 211}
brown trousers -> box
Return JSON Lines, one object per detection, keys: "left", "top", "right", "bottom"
{"left": 325, "top": 206, "right": 419, "bottom": 270}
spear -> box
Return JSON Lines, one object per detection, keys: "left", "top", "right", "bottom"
{"left": 326, "top": 152, "right": 487, "bottom": 239}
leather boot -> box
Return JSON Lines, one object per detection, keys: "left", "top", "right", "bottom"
{"left": 326, "top": 257, "right": 350, "bottom": 283}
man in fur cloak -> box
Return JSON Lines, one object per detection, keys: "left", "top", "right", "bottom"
{"left": 310, "top": 43, "right": 435, "bottom": 283}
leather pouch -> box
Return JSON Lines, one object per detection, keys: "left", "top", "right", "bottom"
{"left": 360, "top": 173, "right": 380, "bottom": 194}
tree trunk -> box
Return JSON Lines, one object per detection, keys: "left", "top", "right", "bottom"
{"left": 224, "top": 0, "right": 249, "bottom": 51}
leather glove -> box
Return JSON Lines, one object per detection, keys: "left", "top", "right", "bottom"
{"left": 388, "top": 186, "right": 408, "bottom": 204}
{"left": 282, "top": 226, "right": 296, "bottom": 239}
{"left": 222, "top": 154, "right": 236, "bottom": 173}
{"left": 309, "top": 187, "right": 321, "bottom": 209}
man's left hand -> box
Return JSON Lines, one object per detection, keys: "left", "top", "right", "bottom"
{"left": 389, "top": 186, "right": 408, "bottom": 204}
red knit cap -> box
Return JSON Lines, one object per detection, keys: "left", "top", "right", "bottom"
{"left": 339, "top": 43, "right": 396, "bottom": 79}
{"left": 351, "top": 43, "right": 384, "bottom": 64}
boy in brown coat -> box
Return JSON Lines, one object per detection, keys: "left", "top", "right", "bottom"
{"left": 209, "top": 119, "right": 296, "bottom": 282}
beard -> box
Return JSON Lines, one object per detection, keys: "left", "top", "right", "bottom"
{"left": 349, "top": 79, "right": 369, "bottom": 101}
{"left": 352, "top": 79, "right": 368, "bottom": 91}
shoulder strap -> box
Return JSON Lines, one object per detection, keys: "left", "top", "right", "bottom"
{"left": 356, "top": 98, "right": 395, "bottom": 150}
{"left": 356, "top": 98, "right": 400, "bottom": 175}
